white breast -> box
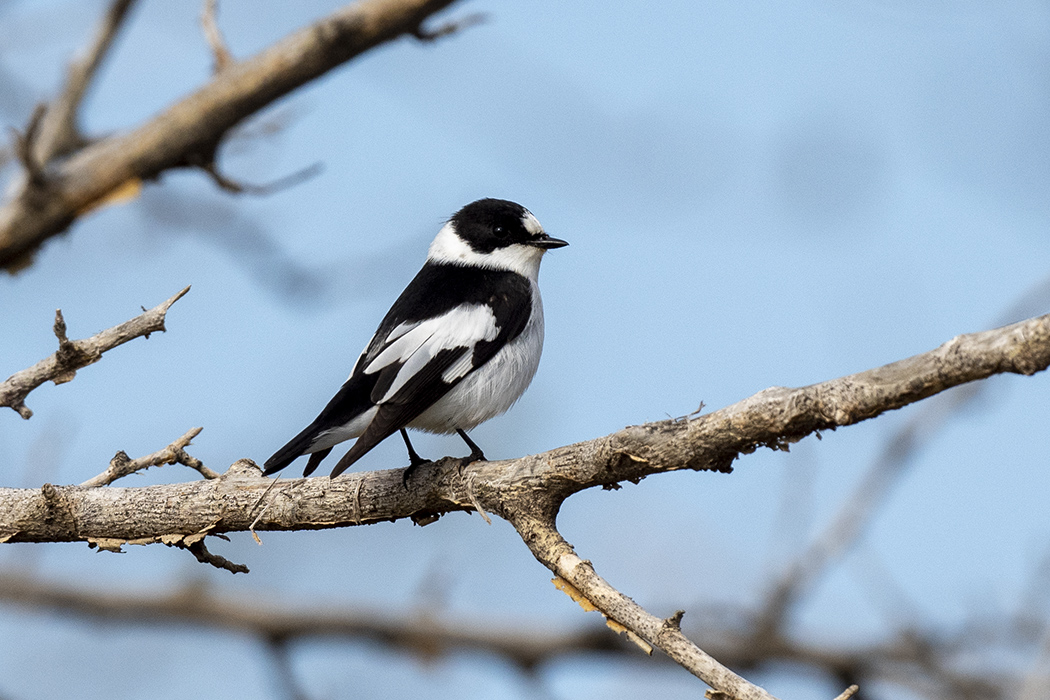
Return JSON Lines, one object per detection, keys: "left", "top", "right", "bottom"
{"left": 409, "top": 278, "right": 545, "bottom": 434}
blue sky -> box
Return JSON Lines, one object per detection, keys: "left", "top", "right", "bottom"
{"left": 1, "top": 1, "right": 1049, "bottom": 698}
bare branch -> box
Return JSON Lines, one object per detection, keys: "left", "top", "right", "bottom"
{"left": 0, "top": 313, "right": 1046, "bottom": 693}
{"left": 198, "top": 158, "right": 324, "bottom": 195}
{"left": 0, "top": 312, "right": 1044, "bottom": 541}
{"left": 0, "top": 0, "right": 465, "bottom": 271}
{"left": 266, "top": 637, "right": 310, "bottom": 700}
{"left": 0, "top": 567, "right": 1032, "bottom": 696}
{"left": 515, "top": 514, "right": 779, "bottom": 699}
{"left": 80, "top": 427, "right": 216, "bottom": 487}
{"left": 32, "top": 0, "right": 138, "bottom": 166}
{"left": 201, "top": 0, "right": 234, "bottom": 73}
{"left": 0, "top": 571, "right": 628, "bottom": 669}
{"left": 183, "top": 538, "right": 249, "bottom": 574}
{"left": 0, "top": 286, "right": 189, "bottom": 419}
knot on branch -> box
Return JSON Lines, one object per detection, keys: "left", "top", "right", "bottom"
{"left": 40, "top": 483, "right": 78, "bottom": 536}
{"left": 662, "top": 610, "right": 685, "bottom": 632}
{"left": 52, "top": 310, "right": 99, "bottom": 383}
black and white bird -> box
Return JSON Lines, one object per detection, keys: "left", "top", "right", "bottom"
{"left": 263, "top": 198, "right": 567, "bottom": 481}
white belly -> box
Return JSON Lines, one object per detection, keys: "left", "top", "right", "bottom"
{"left": 409, "top": 281, "right": 545, "bottom": 434}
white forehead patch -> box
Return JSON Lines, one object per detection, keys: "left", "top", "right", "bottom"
{"left": 522, "top": 211, "right": 543, "bottom": 236}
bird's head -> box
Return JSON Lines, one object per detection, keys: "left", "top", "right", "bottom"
{"left": 428, "top": 198, "right": 568, "bottom": 278}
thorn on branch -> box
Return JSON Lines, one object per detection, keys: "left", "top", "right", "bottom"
{"left": 199, "top": 159, "right": 323, "bottom": 196}
{"left": 413, "top": 12, "right": 486, "bottom": 42}
{"left": 662, "top": 610, "right": 685, "bottom": 632}
{"left": 184, "top": 538, "right": 249, "bottom": 574}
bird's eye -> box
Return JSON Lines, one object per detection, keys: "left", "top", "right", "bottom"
{"left": 493, "top": 225, "right": 507, "bottom": 239}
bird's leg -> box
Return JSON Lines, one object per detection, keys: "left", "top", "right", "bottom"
{"left": 456, "top": 429, "right": 487, "bottom": 463}
{"left": 401, "top": 429, "right": 429, "bottom": 467}
{"left": 400, "top": 429, "right": 431, "bottom": 486}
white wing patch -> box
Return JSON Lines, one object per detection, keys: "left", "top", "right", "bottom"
{"left": 441, "top": 351, "right": 475, "bottom": 383}
{"left": 364, "top": 304, "right": 500, "bottom": 404}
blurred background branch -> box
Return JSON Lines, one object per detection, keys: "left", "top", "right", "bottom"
{"left": 0, "top": 0, "right": 465, "bottom": 271}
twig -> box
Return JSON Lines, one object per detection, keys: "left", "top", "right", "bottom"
{"left": 10, "top": 104, "right": 47, "bottom": 188}
{"left": 265, "top": 637, "right": 310, "bottom": 700}
{"left": 199, "top": 159, "right": 323, "bottom": 195}
{"left": 0, "top": 313, "right": 1046, "bottom": 542}
{"left": 413, "top": 11, "right": 485, "bottom": 41}
{"left": 80, "top": 427, "right": 215, "bottom": 487}
{"left": 0, "top": 286, "right": 190, "bottom": 419}
{"left": 201, "top": 0, "right": 234, "bottom": 73}
{"left": 184, "top": 539, "right": 249, "bottom": 574}
{"left": 249, "top": 476, "right": 282, "bottom": 543}
{"left": 33, "top": 0, "right": 138, "bottom": 164}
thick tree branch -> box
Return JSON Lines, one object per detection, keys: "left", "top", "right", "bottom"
{"left": 1, "top": 313, "right": 1047, "bottom": 697}
{"left": 0, "top": 287, "right": 189, "bottom": 419}
{"left": 0, "top": 312, "right": 1045, "bottom": 542}
{"left": 0, "top": 0, "right": 463, "bottom": 271}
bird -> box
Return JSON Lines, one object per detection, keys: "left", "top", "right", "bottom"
{"left": 263, "top": 198, "right": 567, "bottom": 481}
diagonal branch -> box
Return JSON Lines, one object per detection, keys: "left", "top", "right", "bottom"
{"left": 508, "top": 512, "right": 781, "bottom": 700}
{"left": 0, "top": 0, "right": 465, "bottom": 271}
{"left": 0, "top": 286, "right": 189, "bottom": 419}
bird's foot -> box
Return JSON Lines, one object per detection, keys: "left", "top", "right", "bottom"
{"left": 456, "top": 429, "right": 486, "bottom": 464}
{"left": 402, "top": 455, "right": 433, "bottom": 487}
{"left": 400, "top": 429, "right": 434, "bottom": 487}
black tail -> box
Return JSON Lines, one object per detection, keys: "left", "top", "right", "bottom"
{"left": 263, "top": 375, "right": 379, "bottom": 476}
{"left": 263, "top": 424, "right": 323, "bottom": 476}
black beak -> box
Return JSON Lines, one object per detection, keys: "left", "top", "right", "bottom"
{"left": 528, "top": 234, "right": 569, "bottom": 249}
